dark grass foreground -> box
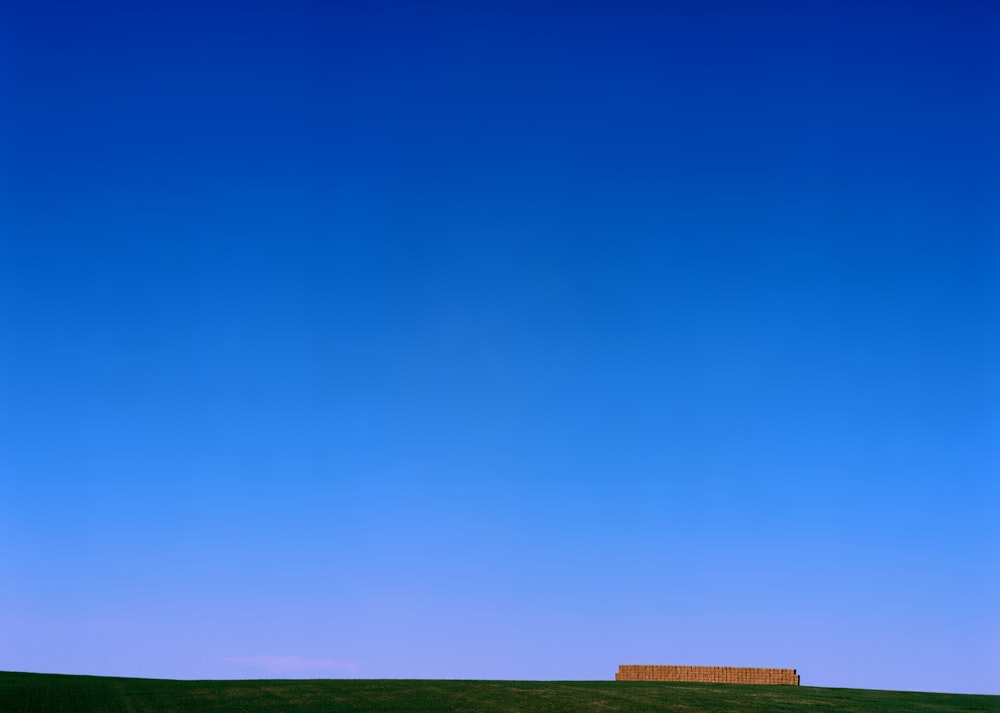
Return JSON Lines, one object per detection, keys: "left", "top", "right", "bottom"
{"left": 1, "top": 672, "right": 998, "bottom": 713}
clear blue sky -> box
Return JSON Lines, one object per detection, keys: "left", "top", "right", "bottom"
{"left": 1, "top": 0, "right": 998, "bottom": 696}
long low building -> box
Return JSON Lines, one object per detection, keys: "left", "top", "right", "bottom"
{"left": 616, "top": 665, "right": 800, "bottom": 685}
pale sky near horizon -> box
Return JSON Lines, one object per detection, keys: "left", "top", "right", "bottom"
{"left": 1, "top": 0, "right": 998, "bottom": 695}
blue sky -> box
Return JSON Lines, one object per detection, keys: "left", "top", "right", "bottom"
{"left": 1, "top": 0, "right": 998, "bottom": 695}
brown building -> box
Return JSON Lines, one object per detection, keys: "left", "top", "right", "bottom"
{"left": 616, "top": 665, "right": 800, "bottom": 685}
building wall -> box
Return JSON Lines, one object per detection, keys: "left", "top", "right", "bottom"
{"left": 616, "top": 665, "right": 799, "bottom": 685}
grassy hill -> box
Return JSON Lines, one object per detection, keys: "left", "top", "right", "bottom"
{"left": 1, "top": 671, "right": 997, "bottom": 713}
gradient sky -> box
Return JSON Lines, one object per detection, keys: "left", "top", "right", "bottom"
{"left": 1, "top": 0, "right": 998, "bottom": 696}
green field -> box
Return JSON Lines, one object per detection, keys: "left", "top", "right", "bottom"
{"left": 1, "top": 672, "right": 997, "bottom": 713}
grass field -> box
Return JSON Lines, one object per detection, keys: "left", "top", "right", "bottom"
{"left": 1, "top": 671, "right": 997, "bottom": 713}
